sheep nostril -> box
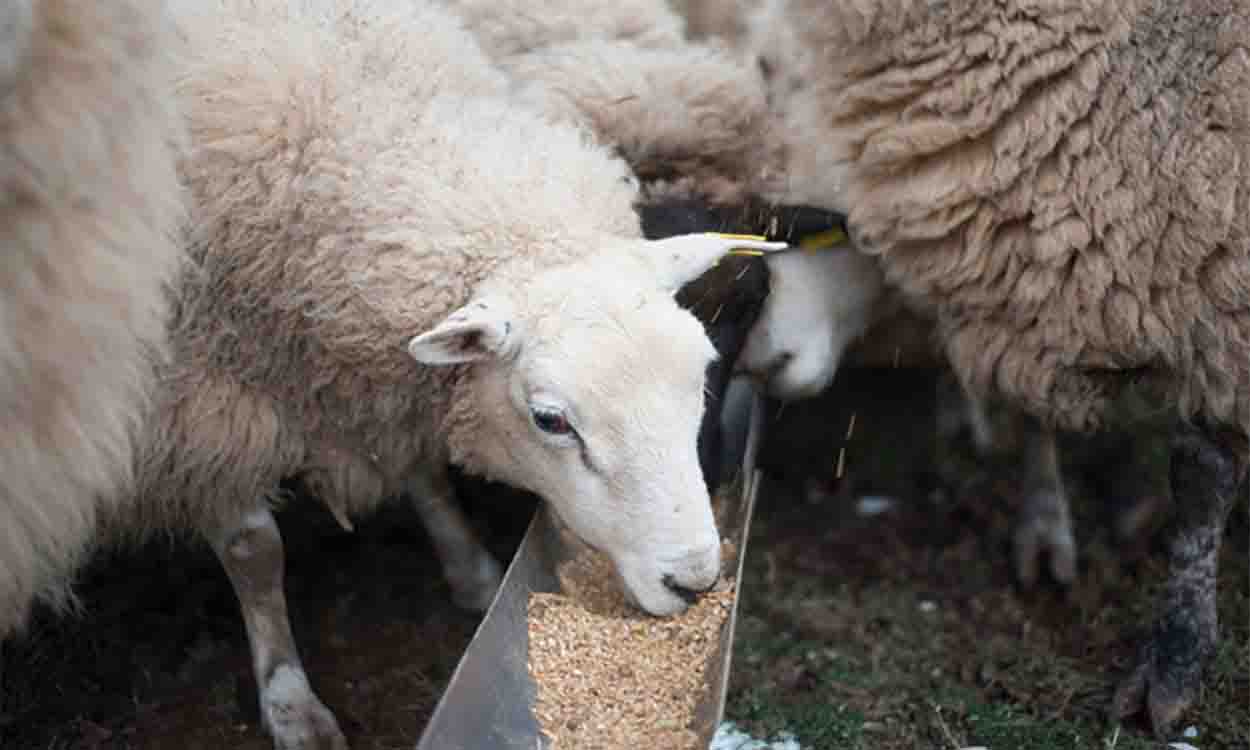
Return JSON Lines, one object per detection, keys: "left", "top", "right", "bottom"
{"left": 661, "top": 574, "right": 702, "bottom": 605}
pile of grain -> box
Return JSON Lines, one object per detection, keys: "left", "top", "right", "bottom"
{"left": 527, "top": 543, "right": 736, "bottom": 749}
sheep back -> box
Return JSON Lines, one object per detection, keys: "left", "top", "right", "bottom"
{"left": 784, "top": 0, "right": 1250, "bottom": 433}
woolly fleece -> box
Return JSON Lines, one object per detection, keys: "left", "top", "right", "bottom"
{"left": 779, "top": 0, "right": 1250, "bottom": 434}
{"left": 0, "top": 0, "right": 186, "bottom": 635}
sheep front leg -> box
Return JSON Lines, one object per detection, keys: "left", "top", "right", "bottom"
{"left": 963, "top": 387, "right": 1000, "bottom": 457}
{"left": 1113, "top": 422, "right": 1244, "bottom": 737}
{"left": 405, "top": 466, "right": 504, "bottom": 613}
{"left": 211, "top": 508, "right": 347, "bottom": 750}
{"left": 943, "top": 379, "right": 1077, "bottom": 587}
{"left": 1013, "top": 420, "right": 1077, "bottom": 588}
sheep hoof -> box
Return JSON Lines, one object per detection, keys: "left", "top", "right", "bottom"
{"left": 261, "top": 665, "right": 348, "bottom": 750}
{"left": 447, "top": 550, "right": 505, "bottom": 613}
{"left": 1011, "top": 489, "right": 1076, "bottom": 588}
{"left": 1112, "top": 610, "right": 1215, "bottom": 739}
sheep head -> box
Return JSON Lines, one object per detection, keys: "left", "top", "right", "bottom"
{"left": 737, "top": 244, "right": 886, "bottom": 401}
{"left": 407, "top": 232, "right": 781, "bottom": 617}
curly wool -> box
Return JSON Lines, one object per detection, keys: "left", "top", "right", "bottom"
{"left": 780, "top": 0, "right": 1250, "bottom": 434}
{"left": 0, "top": 0, "right": 187, "bottom": 634}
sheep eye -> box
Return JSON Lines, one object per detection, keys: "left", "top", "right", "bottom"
{"left": 532, "top": 407, "right": 573, "bottom": 436}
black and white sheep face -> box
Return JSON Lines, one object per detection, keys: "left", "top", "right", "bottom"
{"left": 409, "top": 233, "right": 784, "bottom": 616}
{"left": 737, "top": 244, "right": 885, "bottom": 401}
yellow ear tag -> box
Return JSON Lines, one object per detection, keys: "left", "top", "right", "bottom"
{"left": 716, "top": 233, "right": 773, "bottom": 257}
{"left": 798, "top": 227, "right": 848, "bottom": 252}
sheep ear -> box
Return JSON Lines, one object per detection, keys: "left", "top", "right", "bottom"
{"left": 408, "top": 296, "right": 517, "bottom": 365}
{"left": 645, "top": 233, "right": 788, "bottom": 294}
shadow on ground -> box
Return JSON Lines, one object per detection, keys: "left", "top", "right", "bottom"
{"left": 1, "top": 367, "right": 1246, "bottom": 749}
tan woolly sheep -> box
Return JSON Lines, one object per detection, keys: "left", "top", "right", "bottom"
{"left": 770, "top": 0, "right": 1250, "bottom": 735}
{"left": 0, "top": 0, "right": 186, "bottom": 640}
{"left": 118, "top": 1, "right": 784, "bottom": 747}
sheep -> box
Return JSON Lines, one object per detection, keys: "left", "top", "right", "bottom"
{"left": 764, "top": 0, "right": 1250, "bottom": 735}
{"left": 118, "top": 1, "right": 785, "bottom": 747}
{"left": 0, "top": 0, "right": 186, "bottom": 640}
{"left": 380, "top": 0, "right": 793, "bottom": 610}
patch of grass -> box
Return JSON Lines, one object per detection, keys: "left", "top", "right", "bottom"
{"left": 741, "top": 693, "right": 866, "bottom": 749}
{"left": 726, "top": 368, "right": 1250, "bottom": 750}
{"left": 729, "top": 623, "right": 867, "bottom": 748}
{"left": 962, "top": 702, "right": 1153, "bottom": 750}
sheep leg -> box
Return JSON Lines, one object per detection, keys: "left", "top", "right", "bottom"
{"left": 211, "top": 508, "right": 347, "bottom": 750}
{"left": 936, "top": 372, "right": 1006, "bottom": 457}
{"left": 963, "top": 389, "right": 1000, "bottom": 457}
{"left": 1113, "top": 422, "right": 1244, "bottom": 737}
{"left": 1012, "top": 420, "right": 1077, "bottom": 588}
{"left": 405, "top": 466, "right": 504, "bottom": 613}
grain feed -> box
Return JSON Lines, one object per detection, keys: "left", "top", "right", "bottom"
{"left": 528, "top": 549, "right": 735, "bottom": 749}
{"left": 527, "top": 486, "right": 740, "bottom": 750}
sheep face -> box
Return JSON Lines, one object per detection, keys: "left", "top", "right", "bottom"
{"left": 410, "top": 233, "right": 784, "bottom": 616}
{"left": 737, "top": 246, "right": 885, "bottom": 400}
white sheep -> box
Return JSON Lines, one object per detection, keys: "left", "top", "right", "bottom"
{"left": 116, "top": 1, "right": 784, "bottom": 747}
{"left": 0, "top": 0, "right": 186, "bottom": 640}
{"left": 765, "top": 0, "right": 1250, "bottom": 735}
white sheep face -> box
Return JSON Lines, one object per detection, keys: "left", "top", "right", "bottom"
{"left": 409, "top": 233, "right": 784, "bottom": 616}
{"left": 737, "top": 245, "right": 885, "bottom": 400}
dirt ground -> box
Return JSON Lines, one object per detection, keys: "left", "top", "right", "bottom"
{"left": 2, "top": 366, "right": 1246, "bottom": 750}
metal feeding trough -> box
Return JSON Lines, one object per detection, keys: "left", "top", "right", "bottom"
{"left": 416, "top": 384, "right": 766, "bottom": 750}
